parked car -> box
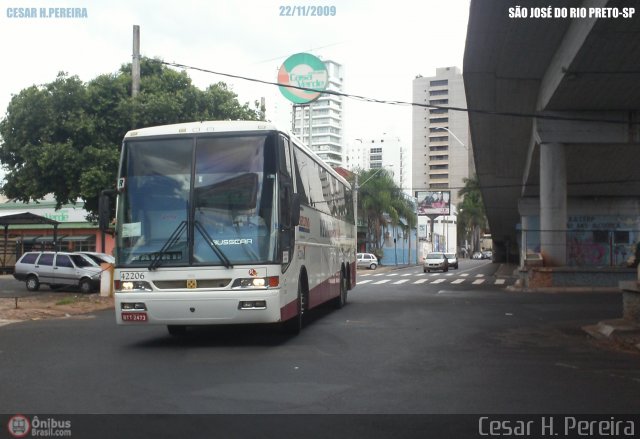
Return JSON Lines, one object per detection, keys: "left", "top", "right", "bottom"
{"left": 357, "top": 253, "right": 378, "bottom": 270}
{"left": 472, "top": 251, "right": 484, "bottom": 259}
{"left": 13, "top": 251, "right": 102, "bottom": 293}
{"left": 423, "top": 252, "right": 449, "bottom": 272}
{"left": 445, "top": 253, "right": 459, "bottom": 269}
{"left": 75, "top": 251, "right": 114, "bottom": 266}
{"left": 482, "top": 250, "right": 493, "bottom": 260}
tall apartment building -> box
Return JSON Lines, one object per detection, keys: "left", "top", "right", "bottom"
{"left": 292, "top": 60, "right": 344, "bottom": 168}
{"left": 411, "top": 67, "right": 474, "bottom": 254}
{"left": 411, "top": 66, "right": 473, "bottom": 207}
{"left": 345, "top": 135, "right": 412, "bottom": 197}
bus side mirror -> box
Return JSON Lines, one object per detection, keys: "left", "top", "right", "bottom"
{"left": 291, "top": 194, "right": 301, "bottom": 226}
{"left": 99, "top": 189, "right": 115, "bottom": 234}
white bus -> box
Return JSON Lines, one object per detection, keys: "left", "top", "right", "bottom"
{"left": 101, "top": 121, "right": 356, "bottom": 335}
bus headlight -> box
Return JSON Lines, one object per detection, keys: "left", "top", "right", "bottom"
{"left": 116, "top": 280, "right": 153, "bottom": 292}
{"left": 231, "top": 276, "right": 279, "bottom": 289}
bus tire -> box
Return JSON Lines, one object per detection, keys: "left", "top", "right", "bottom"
{"left": 333, "top": 270, "right": 347, "bottom": 309}
{"left": 282, "top": 284, "right": 306, "bottom": 335}
{"left": 167, "top": 325, "right": 187, "bottom": 336}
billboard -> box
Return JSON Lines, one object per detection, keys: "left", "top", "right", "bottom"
{"left": 416, "top": 191, "right": 450, "bottom": 216}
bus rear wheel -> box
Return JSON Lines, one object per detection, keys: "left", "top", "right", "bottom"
{"left": 333, "top": 270, "right": 347, "bottom": 309}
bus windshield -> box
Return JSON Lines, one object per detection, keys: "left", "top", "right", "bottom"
{"left": 116, "top": 133, "right": 278, "bottom": 268}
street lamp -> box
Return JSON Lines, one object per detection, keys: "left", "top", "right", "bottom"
{"left": 432, "top": 126, "right": 467, "bottom": 149}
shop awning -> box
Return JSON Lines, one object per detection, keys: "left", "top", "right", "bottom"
{"left": 61, "top": 235, "right": 95, "bottom": 242}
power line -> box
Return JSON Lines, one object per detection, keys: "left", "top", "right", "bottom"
{"left": 154, "top": 58, "right": 638, "bottom": 126}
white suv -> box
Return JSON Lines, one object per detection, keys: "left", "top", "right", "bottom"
{"left": 357, "top": 253, "right": 378, "bottom": 270}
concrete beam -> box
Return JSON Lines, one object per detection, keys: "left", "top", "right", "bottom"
{"left": 536, "top": 111, "right": 640, "bottom": 144}
{"left": 537, "top": 0, "right": 606, "bottom": 110}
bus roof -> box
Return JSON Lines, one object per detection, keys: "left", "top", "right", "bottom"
{"left": 123, "top": 120, "right": 280, "bottom": 139}
{"left": 123, "top": 120, "right": 352, "bottom": 189}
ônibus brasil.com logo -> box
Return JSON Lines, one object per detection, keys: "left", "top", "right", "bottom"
{"left": 7, "top": 414, "right": 72, "bottom": 437}
{"left": 7, "top": 415, "right": 30, "bottom": 438}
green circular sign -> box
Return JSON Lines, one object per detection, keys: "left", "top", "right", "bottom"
{"left": 278, "top": 53, "right": 328, "bottom": 104}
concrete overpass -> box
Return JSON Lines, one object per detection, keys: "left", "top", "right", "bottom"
{"left": 463, "top": 0, "right": 640, "bottom": 273}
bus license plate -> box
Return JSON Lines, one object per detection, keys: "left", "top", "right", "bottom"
{"left": 122, "top": 312, "right": 148, "bottom": 322}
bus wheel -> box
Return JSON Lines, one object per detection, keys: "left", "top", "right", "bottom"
{"left": 333, "top": 270, "right": 347, "bottom": 309}
{"left": 283, "top": 285, "right": 306, "bottom": 335}
{"left": 167, "top": 325, "right": 187, "bottom": 336}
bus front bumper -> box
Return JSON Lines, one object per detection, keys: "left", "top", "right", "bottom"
{"left": 115, "top": 289, "right": 285, "bottom": 326}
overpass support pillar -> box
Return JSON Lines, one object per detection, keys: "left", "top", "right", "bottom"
{"left": 539, "top": 143, "right": 567, "bottom": 266}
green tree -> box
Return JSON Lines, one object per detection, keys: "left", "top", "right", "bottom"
{"left": 354, "top": 169, "right": 417, "bottom": 259}
{"left": 457, "top": 174, "right": 488, "bottom": 254}
{"left": 0, "top": 58, "right": 265, "bottom": 218}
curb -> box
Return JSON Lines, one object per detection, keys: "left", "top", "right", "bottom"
{"left": 506, "top": 285, "right": 621, "bottom": 294}
{"left": 582, "top": 319, "right": 640, "bottom": 352}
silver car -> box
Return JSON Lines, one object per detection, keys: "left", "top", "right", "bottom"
{"left": 357, "top": 253, "right": 378, "bottom": 270}
{"left": 445, "top": 253, "right": 459, "bottom": 269}
{"left": 423, "top": 252, "right": 449, "bottom": 272}
{"left": 13, "top": 251, "right": 102, "bottom": 293}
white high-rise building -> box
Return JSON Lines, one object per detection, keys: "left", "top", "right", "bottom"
{"left": 412, "top": 67, "right": 474, "bottom": 255}
{"left": 292, "top": 60, "right": 344, "bottom": 167}
{"left": 345, "top": 135, "right": 412, "bottom": 197}
{"left": 411, "top": 66, "right": 473, "bottom": 207}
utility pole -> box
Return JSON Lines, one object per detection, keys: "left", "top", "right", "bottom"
{"left": 132, "top": 25, "right": 141, "bottom": 97}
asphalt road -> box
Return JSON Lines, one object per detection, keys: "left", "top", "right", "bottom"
{"left": 1, "top": 260, "right": 639, "bottom": 437}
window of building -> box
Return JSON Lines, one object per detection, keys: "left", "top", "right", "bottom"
{"left": 370, "top": 148, "right": 382, "bottom": 153}
{"left": 430, "top": 183, "right": 449, "bottom": 189}
{"left": 371, "top": 163, "right": 382, "bottom": 169}
{"left": 430, "top": 79, "right": 448, "bottom": 87}
{"left": 429, "top": 108, "right": 448, "bottom": 114}
{"left": 429, "top": 99, "right": 449, "bottom": 105}
{"left": 430, "top": 117, "right": 449, "bottom": 123}
{"left": 429, "top": 136, "right": 448, "bottom": 142}
{"left": 429, "top": 90, "right": 448, "bottom": 96}
{"left": 429, "top": 146, "right": 449, "bottom": 152}
{"left": 430, "top": 173, "right": 449, "bottom": 179}
{"left": 370, "top": 155, "right": 382, "bottom": 161}
{"left": 429, "top": 164, "right": 449, "bottom": 170}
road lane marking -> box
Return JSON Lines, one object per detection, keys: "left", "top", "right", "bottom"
{"left": 358, "top": 279, "right": 372, "bottom": 284}
{"left": 392, "top": 279, "right": 409, "bottom": 284}
{"left": 475, "top": 274, "right": 485, "bottom": 277}
{"left": 472, "top": 279, "right": 485, "bottom": 284}
{"left": 432, "top": 279, "right": 446, "bottom": 284}
{"left": 460, "top": 273, "right": 469, "bottom": 277}
{"left": 413, "top": 279, "right": 428, "bottom": 284}
{"left": 495, "top": 279, "right": 506, "bottom": 285}
{"left": 451, "top": 279, "right": 465, "bottom": 284}
{"left": 373, "top": 279, "right": 390, "bottom": 284}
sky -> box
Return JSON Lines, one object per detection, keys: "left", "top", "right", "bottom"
{"left": 0, "top": 0, "right": 471, "bottom": 145}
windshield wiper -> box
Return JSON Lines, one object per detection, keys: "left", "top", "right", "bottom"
{"left": 148, "top": 220, "right": 187, "bottom": 271}
{"left": 194, "top": 221, "right": 233, "bottom": 268}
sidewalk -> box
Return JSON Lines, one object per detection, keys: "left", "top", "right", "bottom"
{"left": 504, "top": 264, "right": 640, "bottom": 352}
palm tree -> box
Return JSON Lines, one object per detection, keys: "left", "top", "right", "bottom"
{"left": 356, "top": 169, "right": 417, "bottom": 259}
{"left": 457, "top": 175, "right": 488, "bottom": 254}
